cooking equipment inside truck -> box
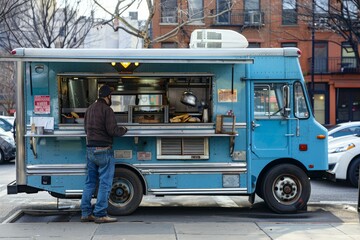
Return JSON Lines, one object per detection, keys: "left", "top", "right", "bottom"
{"left": 59, "top": 75, "right": 212, "bottom": 124}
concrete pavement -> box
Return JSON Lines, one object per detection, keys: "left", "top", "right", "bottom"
{"left": 0, "top": 219, "right": 359, "bottom": 239}
{"left": 0, "top": 192, "right": 359, "bottom": 240}
{"left": 0, "top": 202, "right": 359, "bottom": 240}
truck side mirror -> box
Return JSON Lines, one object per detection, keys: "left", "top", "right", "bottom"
{"left": 282, "top": 85, "right": 291, "bottom": 118}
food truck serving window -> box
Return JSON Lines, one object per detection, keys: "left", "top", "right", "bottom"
{"left": 58, "top": 75, "right": 212, "bottom": 124}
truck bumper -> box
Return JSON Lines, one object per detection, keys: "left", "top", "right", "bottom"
{"left": 308, "top": 170, "right": 336, "bottom": 182}
{"left": 7, "top": 180, "right": 39, "bottom": 194}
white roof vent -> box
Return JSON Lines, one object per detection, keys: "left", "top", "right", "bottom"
{"left": 189, "top": 29, "right": 249, "bottom": 49}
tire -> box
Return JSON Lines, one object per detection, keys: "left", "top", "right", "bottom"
{"left": 255, "top": 178, "right": 264, "bottom": 199}
{"left": 347, "top": 157, "right": 360, "bottom": 188}
{"left": 107, "top": 168, "right": 143, "bottom": 216}
{"left": 261, "top": 164, "right": 310, "bottom": 214}
{"left": 0, "top": 149, "right": 5, "bottom": 164}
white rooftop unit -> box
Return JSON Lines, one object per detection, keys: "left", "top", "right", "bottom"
{"left": 189, "top": 29, "right": 249, "bottom": 49}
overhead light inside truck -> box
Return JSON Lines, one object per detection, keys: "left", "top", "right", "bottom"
{"left": 110, "top": 62, "right": 140, "bottom": 73}
{"left": 120, "top": 62, "right": 131, "bottom": 68}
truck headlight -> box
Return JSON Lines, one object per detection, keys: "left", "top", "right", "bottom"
{"left": 328, "top": 143, "right": 355, "bottom": 154}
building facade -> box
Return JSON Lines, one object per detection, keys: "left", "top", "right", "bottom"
{"left": 84, "top": 12, "right": 144, "bottom": 49}
{"left": 151, "top": 0, "right": 360, "bottom": 125}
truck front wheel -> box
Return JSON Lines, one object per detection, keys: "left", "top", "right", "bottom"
{"left": 347, "top": 156, "right": 360, "bottom": 187}
{"left": 261, "top": 164, "right": 310, "bottom": 213}
{"left": 107, "top": 168, "right": 143, "bottom": 216}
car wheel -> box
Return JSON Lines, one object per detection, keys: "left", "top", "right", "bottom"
{"left": 0, "top": 149, "right": 5, "bottom": 164}
{"left": 107, "top": 168, "right": 143, "bottom": 216}
{"left": 347, "top": 156, "right": 360, "bottom": 188}
{"left": 261, "top": 164, "right": 310, "bottom": 213}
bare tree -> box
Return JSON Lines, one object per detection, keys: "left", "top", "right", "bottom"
{"left": 0, "top": 0, "right": 96, "bottom": 50}
{"left": 0, "top": 0, "right": 96, "bottom": 115}
{"left": 94, "top": 0, "right": 236, "bottom": 48}
{"left": 0, "top": 62, "right": 16, "bottom": 115}
{"left": 314, "top": 0, "right": 360, "bottom": 68}
{"left": 0, "top": 0, "right": 29, "bottom": 53}
{"left": 281, "top": 0, "right": 360, "bottom": 68}
{"left": 0, "top": 0, "right": 28, "bottom": 23}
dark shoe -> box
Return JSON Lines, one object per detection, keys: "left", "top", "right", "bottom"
{"left": 94, "top": 216, "right": 117, "bottom": 224}
{"left": 81, "top": 215, "right": 96, "bottom": 222}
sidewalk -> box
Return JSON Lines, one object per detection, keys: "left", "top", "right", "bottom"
{"left": 0, "top": 220, "right": 359, "bottom": 239}
{"left": 0, "top": 203, "right": 359, "bottom": 240}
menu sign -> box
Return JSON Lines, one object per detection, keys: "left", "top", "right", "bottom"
{"left": 34, "top": 95, "right": 50, "bottom": 114}
{"left": 218, "top": 89, "right": 237, "bottom": 102}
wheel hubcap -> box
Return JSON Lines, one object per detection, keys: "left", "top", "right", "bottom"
{"left": 273, "top": 176, "right": 301, "bottom": 204}
{"left": 110, "top": 178, "right": 133, "bottom": 206}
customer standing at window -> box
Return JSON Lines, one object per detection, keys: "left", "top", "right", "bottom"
{"left": 81, "top": 85, "right": 127, "bottom": 224}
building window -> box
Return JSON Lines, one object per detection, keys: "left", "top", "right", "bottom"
{"left": 161, "top": 42, "right": 178, "bottom": 48}
{"left": 161, "top": 0, "right": 178, "bottom": 23}
{"left": 244, "top": 0, "right": 261, "bottom": 25}
{"left": 315, "top": 0, "right": 328, "bottom": 13}
{"left": 341, "top": 42, "right": 357, "bottom": 72}
{"left": 188, "top": 0, "right": 204, "bottom": 22}
{"left": 314, "top": 0, "right": 329, "bottom": 28}
{"left": 245, "top": 0, "right": 259, "bottom": 10}
{"left": 314, "top": 41, "right": 328, "bottom": 73}
{"left": 129, "top": 12, "right": 138, "bottom": 20}
{"left": 282, "top": 0, "right": 297, "bottom": 25}
{"left": 216, "top": 0, "right": 231, "bottom": 24}
{"left": 281, "top": 42, "right": 297, "bottom": 48}
{"left": 342, "top": 0, "right": 358, "bottom": 19}
{"left": 248, "top": 42, "right": 260, "bottom": 48}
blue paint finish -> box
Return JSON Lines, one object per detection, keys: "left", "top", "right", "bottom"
{"left": 291, "top": 119, "right": 328, "bottom": 170}
{"left": 159, "top": 175, "right": 177, "bottom": 188}
{"left": 30, "top": 63, "right": 49, "bottom": 95}
{"left": 18, "top": 50, "right": 328, "bottom": 200}
{"left": 27, "top": 175, "right": 86, "bottom": 194}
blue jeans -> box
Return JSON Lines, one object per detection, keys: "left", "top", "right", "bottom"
{"left": 81, "top": 147, "right": 115, "bottom": 218}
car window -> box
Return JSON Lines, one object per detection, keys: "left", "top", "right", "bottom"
{"left": 327, "top": 124, "right": 341, "bottom": 132}
{"left": 353, "top": 126, "right": 360, "bottom": 135}
{"left": 330, "top": 126, "right": 360, "bottom": 138}
{"left": 0, "top": 119, "right": 12, "bottom": 132}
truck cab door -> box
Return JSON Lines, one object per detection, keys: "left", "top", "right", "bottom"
{"left": 250, "top": 82, "right": 292, "bottom": 158}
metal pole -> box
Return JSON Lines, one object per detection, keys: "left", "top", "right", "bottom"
{"left": 16, "top": 61, "right": 26, "bottom": 185}
{"left": 310, "top": 0, "right": 315, "bottom": 110}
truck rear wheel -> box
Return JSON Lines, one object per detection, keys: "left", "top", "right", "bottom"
{"left": 107, "top": 168, "right": 143, "bottom": 216}
{"left": 261, "top": 164, "right": 310, "bottom": 213}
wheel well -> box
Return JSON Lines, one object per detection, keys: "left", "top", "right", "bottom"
{"left": 347, "top": 154, "right": 360, "bottom": 179}
{"left": 255, "top": 158, "right": 307, "bottom": 195}
{"left": 115, "top": 164, "right": 147, "bottom": 195}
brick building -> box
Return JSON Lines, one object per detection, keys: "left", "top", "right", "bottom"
{"left": 151, "top": 0, "right": 360, "bottom": 125}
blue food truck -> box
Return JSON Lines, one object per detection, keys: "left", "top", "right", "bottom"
{"left": 5, "top": 31, "right": 329, "bottom": 214}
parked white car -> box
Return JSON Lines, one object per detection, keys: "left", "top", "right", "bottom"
{"left": 328, "top": 134, "right": 360, "bottom": 187}
{"left": 327, "top": 121, "right": 360, "bottom": 139}
{"left": 0, "top": 116, "right": 16, "bottom": 164}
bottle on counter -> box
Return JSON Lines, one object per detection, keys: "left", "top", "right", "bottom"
{"left": 202, "top": 103, "right": 209, "bottom": 123}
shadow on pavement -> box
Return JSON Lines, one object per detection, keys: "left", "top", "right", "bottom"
{"left": 13, "top": 202, "right": 343, "bottom": 224}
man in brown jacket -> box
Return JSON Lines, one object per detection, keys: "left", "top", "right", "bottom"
{"left": 81, "top": 85, "right": 127, "bottom": 224}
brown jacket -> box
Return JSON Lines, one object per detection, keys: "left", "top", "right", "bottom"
{"left": 84, "top": 98, "right": 127, "bottom": 147}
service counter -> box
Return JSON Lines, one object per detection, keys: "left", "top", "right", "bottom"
{"left": 25, "top": 123, "right": 239, "bottom": 138}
